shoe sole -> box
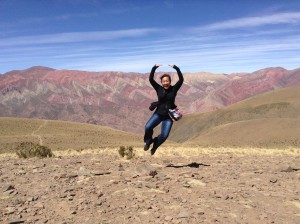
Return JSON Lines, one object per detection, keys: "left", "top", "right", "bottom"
{"left": 144, "top": 144, "right": 150, "bottom": 151}
{"left": 150, "top": 137, "right": 158, "bottom": 155}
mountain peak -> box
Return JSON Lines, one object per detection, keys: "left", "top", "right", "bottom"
{"left": 24, "top": 66, "right": 56, "bottom": 73}
{"left": 4, "top": 66, "right": 56, "bottom": 76}
{"left": 254, "top": 67, "right": 287, "bottom": 74}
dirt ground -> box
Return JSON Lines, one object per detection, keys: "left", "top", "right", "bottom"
{"left": 0, "top": 148, "right": 299, "bottom": 224}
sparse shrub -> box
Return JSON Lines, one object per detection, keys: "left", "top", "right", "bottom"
{"left": 118, "top": 146, "right": 126, "bottom": 157}
{"left": 125, "top": 146, "right": 135, "bottom": 160}
{"left": 15, "top": 142, "right": 54, "bottom": 158}
{"left": 118, "top": 146, "right": 135, "bottom": 160}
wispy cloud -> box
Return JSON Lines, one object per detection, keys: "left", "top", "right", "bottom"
{"left": 2, "top": 9, "right": 300, "bottom": 74}
{"left": 0, "top": 12, "right": 98, "bottom": 30}
{"left": 49, "top": 31, "right": 300, "bottom": 73}
{"left": 0, "top": 28, "right": 159, "bottom": 47}
{"left": 199, "top": 12, "right": 300, "bottom": 31}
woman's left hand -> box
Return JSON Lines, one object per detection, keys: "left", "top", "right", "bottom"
{"left": 168, "top": 64, "right": 175, "bottom": 68}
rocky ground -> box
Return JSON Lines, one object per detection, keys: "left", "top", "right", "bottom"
{"left": 0, "top": 150, "right": 300, "bottom": 224}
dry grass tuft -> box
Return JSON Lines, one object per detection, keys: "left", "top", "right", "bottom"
{"left": 118, "top": 146, "right": 135, "bottom": 160}
{"left": 15, "top": 142, "right": 54, "bottom": 158}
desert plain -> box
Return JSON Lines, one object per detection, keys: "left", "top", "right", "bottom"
{"left": 1, "top": 144, "right": 299, "bottom": 224}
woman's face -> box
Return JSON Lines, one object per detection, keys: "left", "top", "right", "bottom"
{"left": 161, "top": 77, "right": 171, "bottom": 89}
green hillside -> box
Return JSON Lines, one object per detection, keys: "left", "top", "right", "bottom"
{"left": 0, "top": 117, "right": 143, "bottom": 153}
{"left": 169, "top": 85, "right": 300, "bottom": 148}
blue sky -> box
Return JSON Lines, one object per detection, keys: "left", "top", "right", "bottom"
{"left": 1, "top": 0, "right": 300, "bottom": 74}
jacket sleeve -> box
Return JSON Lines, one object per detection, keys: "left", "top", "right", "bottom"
{"left": 149, "top": 65, "right": 160, "bottom": 90}
{"left": 173, "top": 65, "right": 184, "bottom": 90}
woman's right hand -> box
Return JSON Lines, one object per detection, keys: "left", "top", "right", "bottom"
{"left": 155, "top": 64, "right": 163, "bottom": 67}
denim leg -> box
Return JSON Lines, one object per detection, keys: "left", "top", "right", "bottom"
{"left": 144, "top": 113, "right": 161, "bottom": 145}
{"left": 156, "top": 118, "right": 173, "bottom": 147}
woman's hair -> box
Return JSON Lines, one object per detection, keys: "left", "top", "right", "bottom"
{"left": 160, "top": 74, "right": 171, "bottom": 82}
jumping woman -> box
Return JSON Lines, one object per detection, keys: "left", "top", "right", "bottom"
{"left": 144, "top": 64, "right": 184, "bottom": 155}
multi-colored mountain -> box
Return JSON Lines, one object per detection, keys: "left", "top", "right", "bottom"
{"left": 1, "top": 66, "right": 300, "bottom": 134}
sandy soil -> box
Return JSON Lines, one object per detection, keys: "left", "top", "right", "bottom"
{"left": 0, "top": 147, "right": 299, "bottom": 224}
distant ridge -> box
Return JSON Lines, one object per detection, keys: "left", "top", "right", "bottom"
{"left": 1, "top": 66, "right": 300, "bottom": 134}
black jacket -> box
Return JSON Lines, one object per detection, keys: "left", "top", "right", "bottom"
{"left": 149, "top": 65, "right": 184, "bottom": 116}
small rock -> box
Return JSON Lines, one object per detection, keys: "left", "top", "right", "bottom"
{"left": 182, "top": 183, "right": 190, "bottom": 188}
{"left": 66, "top": 174, "right": 78, "bottom": 178}
{"left": 162, "top": 186, "right": 170, "bottom": 193}
{"left": 97, "top": 192, "right": 104, "bottom": 198}
{"left": 172, "top": 219, "right": 182, "bottom": 224}
{"left": 270, "top": 178, "right": 278, "bottom": 183}
{"left": 17, "top": 170, "right": 26, "bottom": 175}
{"left": 249, "top": 202, "right": 257, "bottom": 208}
{"left": 34, "top": 202, "right": 44, "bottom": 209}
{"left": 132, "top": 174, "right": 139, "bottom": 178}
{"left": 281, "top": 166, "right": 299, "bottom": 172}
{"left": 27, "top": 197, "right": 34, "bottom": 202}
{"left": 133, "top": 216, "right": 141, "bottom": 222}
{"left": 155, "top": 171, "right": 169, "bottom": 180}
{"left": 165, "top": 216, "right": 173, "bottom": 221}
{"left": 124, "top": 177, "right": 131, "bottom": 182}
{"left": 135, "top": 182, "right": 143, "bottom": 188}
{"left": 59, "top": 194, "right": 67, "bottom": 198}
{"left": 78, "top": 166, "right": 91, "bottom": 176}
{"left": 17, "top": 207, "right": 25, "bottom": 213}
{"left": 144, "top": 183, "right": 156, "bottom": 189}
{"left": 3, "top": 184, "right": 15, "bottom": 192}
{"left": 259, "top": 213, "right": 268, "bottom": 220}
{"left": 154, "top": 213, "right": 160, "bottom": 218}
{"left": 111, "top": 180, "right": 119, "bottom": 184}
{"left": 8, "top": 220, "right": 25, "bottom": 224}
{"left": 215, "top": 207, "right": 223, "bottom": 212}
{"left": 92, "top": 171, "right": 112, "bottom": 176}
{"left": 11, "top": 190, "right": 18, "bottom": 196}
{"left": 151, "top": 205, "right": 160, "bottom": 211}
{"left": 6, "top": 189, "right": 16, "bottom": 195}
{"left": 118, "top": 164, "right": 125, "bottom": 171}
{"left": 64, "top": 188, "right": 74, "bottom": 193}
{"left": 177, "top": 209, "right": 189, "bottom": 219}
{"left": 137, "top": 198, "right": 144, "bottom": 203}
{"left": 139, "top": 176, "right": 152, "bottom": 182}
{"left": 197, "top": 210, "right": 205, "bottom": 215}
{"left": 214, "top": 194, "right": 222, "bottom": 199}
{"left": 5, "top": 207, "right": 16, "bottom": 215}
{"left": 95, "top": 201, "right": 103, "bottom": 206}
{"left": 224, "top": 195, "right": 229, "bottom": 200}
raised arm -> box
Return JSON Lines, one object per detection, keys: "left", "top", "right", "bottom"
{"left": 149, "top": 64, "right": 161, "bottom": 90}
{"left": 169, "top": 64, "right": 184, "bottom": 89}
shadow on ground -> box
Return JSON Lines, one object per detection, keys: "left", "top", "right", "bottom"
{"left": 166, "top": 162, "right": 210, "bottom": 168}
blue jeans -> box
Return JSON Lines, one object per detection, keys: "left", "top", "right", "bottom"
{"left": 144, "top": 112, "right": 173, "bottom": 148}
